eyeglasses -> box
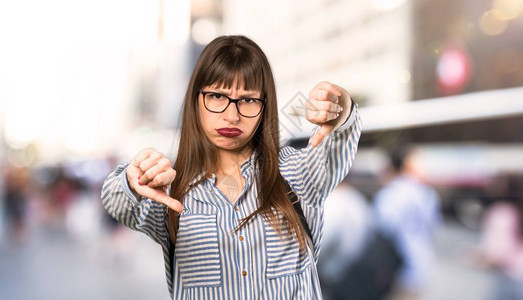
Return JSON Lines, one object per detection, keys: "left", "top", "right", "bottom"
{"left": 199, "top": 89, "right": 266, "bottom": 118}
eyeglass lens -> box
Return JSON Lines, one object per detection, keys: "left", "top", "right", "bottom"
{"left": 203, "top": 92, "right": 263, "bottom": 117}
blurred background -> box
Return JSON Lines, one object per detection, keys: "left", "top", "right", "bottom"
{"left": 1, "top": 0, "right": 522, "bottom": 299}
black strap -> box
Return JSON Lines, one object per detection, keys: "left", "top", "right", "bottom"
{"left": 284, "top": 180, "right": 313, "bottom": 241}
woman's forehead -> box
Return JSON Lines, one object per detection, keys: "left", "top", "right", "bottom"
{"left": 205, "top": 74, "right": 262, "bottom": 93}
{"left": 206, "top": 82, "right": 261, "bottom": 95}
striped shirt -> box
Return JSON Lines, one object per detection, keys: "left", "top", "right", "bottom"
{"left": 101, "top": 105, "right": 361, "bottom": 299}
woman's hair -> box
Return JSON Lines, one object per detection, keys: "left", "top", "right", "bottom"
{"left": 168, "top": 35, "right": 307, "bottom": 250}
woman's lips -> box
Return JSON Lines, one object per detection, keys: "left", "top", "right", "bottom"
{"left": 216, "top": 128, "right": 243, "bottom": 137}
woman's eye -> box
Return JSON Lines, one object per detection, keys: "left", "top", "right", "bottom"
{"left": 210, "top": 93, "right": 223, "bottom": 100}
{"left": 242, "top": 98, "right": 255, "bottom": 103}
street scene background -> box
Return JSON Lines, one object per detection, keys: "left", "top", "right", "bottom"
{"left": 1, "top": 0, "right": 523, "bottom": 299}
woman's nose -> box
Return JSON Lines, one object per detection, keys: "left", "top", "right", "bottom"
{"left": 223, "top": 102, "right": 240, "bottom": 122}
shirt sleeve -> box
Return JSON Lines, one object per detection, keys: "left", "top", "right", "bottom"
{"left": 279, "top": 103, "right": 362, "bottom": 259}
{"left": 279, "top": 102, "right": 362, "bottom": 207}
{"left": 101, "top": 162, "right": 170, "bottom": 245}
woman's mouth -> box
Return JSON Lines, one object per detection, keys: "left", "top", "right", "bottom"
{"left": 216, "top": 128, "right": 243, "bottom": 137}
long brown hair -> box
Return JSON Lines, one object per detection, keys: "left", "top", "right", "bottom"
{"left": 168, "top": 35, "right": 307, "bottom": 250}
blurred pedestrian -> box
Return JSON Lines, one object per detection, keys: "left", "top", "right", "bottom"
{"left": 373, "top": 147, "right": 441, "bottom": 299}
{"left": 318, "top": 179, "right": 374, "bottom": 299}
{"left": 50, "top": 166, "right": 79, "bottom": 228}
{"left": 2, "top": 164, "right": 30, "bottom": 244}
{"left": 101, "top": 35, "right": 362, "bottom": 299}
{"left": 479, "top": 173, "right": 523, "bottom": 300}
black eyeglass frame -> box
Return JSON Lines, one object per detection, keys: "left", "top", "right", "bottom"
{"left": 198, "top": 89, "right": 266, "bottom": 118}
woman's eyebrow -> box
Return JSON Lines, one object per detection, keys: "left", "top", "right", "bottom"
{"left": 212, "top": 88, "right": 260, "bottom": 98}
{"left": 240, "top": 92, "right": 261, "bottom": 98}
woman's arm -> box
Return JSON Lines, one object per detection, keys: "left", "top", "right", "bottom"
{"left": 101, "top": 148, "right": 181, "bottom": 244}
{"left": 101, "top": 162, "right": 170, "bottom": 244}
{"left": 280, "top": 82, "right": 362, "bottom": 206}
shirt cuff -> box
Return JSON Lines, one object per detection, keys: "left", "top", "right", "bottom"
{"left": 334, "top": 98, "right": 357, "bottom": 132}
{"left": 120, "top": 165, "right": 142, "bottom": 205}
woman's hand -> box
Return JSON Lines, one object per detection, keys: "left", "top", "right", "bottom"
{"left": 306, "top": 81, "right": 352, "bottom": 147}
{"left": 126, "top": 148, "right": 183, "bottom": 213}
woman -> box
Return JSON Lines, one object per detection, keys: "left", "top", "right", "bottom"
{"left": 102, "top": 35, "right": 361, "bottom": 299}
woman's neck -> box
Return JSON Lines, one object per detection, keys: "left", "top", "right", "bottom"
{"left": 215, "top": 147, "right": 253, "bottom": 176}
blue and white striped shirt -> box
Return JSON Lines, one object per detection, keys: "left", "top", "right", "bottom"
{"left": 101, "top": 105, "right": 361, "bottom": 299}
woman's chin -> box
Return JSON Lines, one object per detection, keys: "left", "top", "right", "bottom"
{"left": 215, "top": 141, "right": 243, "bottom": 151}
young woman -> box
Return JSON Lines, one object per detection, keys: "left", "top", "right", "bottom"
{"left": 102, "top": 35, "right": 361, "bottom": 299}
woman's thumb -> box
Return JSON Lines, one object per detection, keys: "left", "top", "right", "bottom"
{"left": 309, "top": 124, "right": 333, "bottom": 147}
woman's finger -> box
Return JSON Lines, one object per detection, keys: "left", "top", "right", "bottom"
{"left": 309, "top": 87, "right": 339, "bottom": 104}
{"left": 137, "top": 152, "right": 165, "bottom": 173}
{"left": 309, "top": 124, "right": 334, "bottom": 147}
{"left": 315, "top": 81, "right": 342, "bottom": 98}
{"left": 148, "top": 169, "right": 177, "bottom": 188}
{"left": 306, "top": 110, "right": 340, "bottom": 124}
{"left": 162, "top": 196, "right": 184, "bottom": 213}
{"left": 139, "top": 157, "right": 172, "bottom": 185}
{"left": 150, "top": 191, "right": 183, "bottom": 213}
{"left": 131, "top": 176, "right": 183, "bottom": 213}
{"left": 305, "top": 98, "right": 343, "bottom": 113}
{"left": 132, "top": 148, "right": 155, "bottom": 168}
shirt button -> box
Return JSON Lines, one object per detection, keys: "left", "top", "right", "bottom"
{"left": 234, "top": 206, "right": 239, "bottom": 211}
{"left": 242, "top": 270, "right": 247, "bottom": 276}
{"left": 239, "top": 235, "right": 244, "bottom": 241}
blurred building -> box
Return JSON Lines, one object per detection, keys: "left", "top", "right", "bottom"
{"left": 222, "top": 0, "right": 412, "bottom": 108}
{"left": 0, "top": 1, "right": 194, "bottom": 165}
{"left": 222, "top": 0, "right": 523, "bottom": 105}
{"left": 408, "top": 0, "right": 523, "bottom": 143}
{"left": 412, "top": 0, "right": 523, "bottom": 99}
{"left": 219, "top": 0, "right": 523, "bottom": 145}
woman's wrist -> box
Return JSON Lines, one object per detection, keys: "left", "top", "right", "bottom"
{"left": 331, "top": 93, "right": 353, "bottom": 131}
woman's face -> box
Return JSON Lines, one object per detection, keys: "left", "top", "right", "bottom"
{"left": 198, "top": 81, "right": 263, "bottom": 153}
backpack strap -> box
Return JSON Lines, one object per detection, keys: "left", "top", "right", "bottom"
{"left": 283, "top": 180, "right": 313, "bottom": 241}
